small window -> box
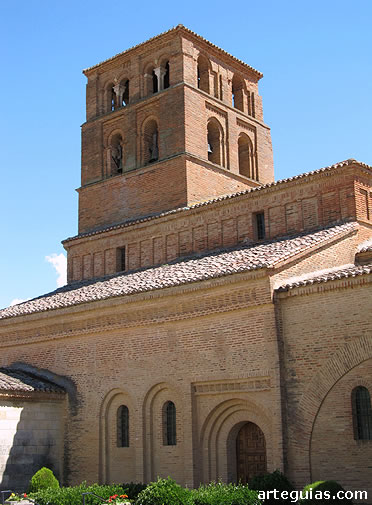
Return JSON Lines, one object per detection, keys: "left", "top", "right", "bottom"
{"left": 207, "top": 119, "right": 223, "bottom": 166}
{"left": 163, "top": 401, "right": 176, "bottom": 446}
{"left": 117, "top": 405, "right": 129, "bottom": 447}
{"left": 352, "top": 386, "right": 372, "bottom": 440}
{"left": 109, "top": 133, "right": 123, "bottom": 175}
{"left": 116, "top": 247, "right": 126, "bottom": 272}
{"left": 232, "top": 74, "right": 244, "bottom": 112}
{"left": 152, "top": 70, "right": 158, "bottom": 93}
{"left": 254, "top": 212, "right": 265, "bottom": 240}
{"left": 143, "top": 119, "right": 159, "bottom": 164}
{"left": 121, "top": 80, "right": 129, "bottom": 106}
{"left": 163, "top": 62, "right": 170, "bottom": 89}
{"left": 197, "top": 55, "right": 210, "bottom": 93}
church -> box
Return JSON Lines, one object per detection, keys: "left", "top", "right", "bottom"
{"left": 0, "top": 25, "right": 371, "bottom": 495}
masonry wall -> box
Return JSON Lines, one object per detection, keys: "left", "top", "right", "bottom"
{"left": 80, "top": 28, "right": 273, "bottom": 235}
{"left": 66, "top": 166, "right": 372, "bottom": 283}
{"left": 0, "top": 274, "right": 283, "bottom": 487}
{"left": 277, "top": 280, "right": 372, "bottom": 495}
{"left": 0, "top": 397, "right": 65, "bottom": 491}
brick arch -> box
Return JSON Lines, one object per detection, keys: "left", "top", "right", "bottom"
{"left": 290, "top": 335, "right": 372, "bottom": 483}
{"left": 99, "top": 388, "right": 135, "bottom": 483}
{"left": 200, "top": 398, "right": 272, "bottom": 482}
{"left": 105, "top": 128, "right": 125, "bottom": 148}
{"left": 142, "top": 381, "right": 183, "bottom": 481}
{"left": 141, "top": 116, "right": 159, "bottom": 165}
{"left": 207, "top": 116, "right": 225, "bottom": 167}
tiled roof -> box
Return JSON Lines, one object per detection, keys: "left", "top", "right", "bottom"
{"left": 0, "top": 222, "right": 357, "bottom": 321}
{"left": 63, "top": 159, "right": 371, "bottom": 244}
{"left": 357, "top": 240, "right": 372, "bottom": 253}
{"left": 83, "top": 25, "right": 262, "bottom": 77}
{"left": 277, "top": 263, "right": 372, "bottom": 292}
{"left": 0, "top": 368, "right": 65, "bottom": 394}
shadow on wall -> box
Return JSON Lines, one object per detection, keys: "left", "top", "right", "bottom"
{"left": 0, "top": 363, "right": 79, "bottom": 492}
{"left": 0, "top": 398, "right": 64, "bottom": 492}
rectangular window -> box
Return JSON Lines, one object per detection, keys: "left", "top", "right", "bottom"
{"left": 254, "top": 212, "right": 266, "bottom": 240}
{"left": 116, "top": 246, "right": 126, "bottom": 272}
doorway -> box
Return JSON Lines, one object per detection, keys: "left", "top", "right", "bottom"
{"left": 236, "top": 422, "right": 267, "bottom": 483}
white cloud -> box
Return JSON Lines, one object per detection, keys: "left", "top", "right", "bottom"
{"left": 46, "top": 253, "right": 67, "bottom": 287}
{"left": 10, "top": 298, "right": 29, "bottom": 306}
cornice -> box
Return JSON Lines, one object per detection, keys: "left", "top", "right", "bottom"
{"left": 0, "top": 270, "right": 269, "bottom": 346}
{"left": 83, "top": 25, "right": 262, "bottom": 79}
{"left": 275, "top": 268, "right": 372, "bottom": 299}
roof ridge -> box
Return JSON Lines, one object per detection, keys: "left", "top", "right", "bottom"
{"left": 83, "top": 24, "right": 262, "bottom": 77}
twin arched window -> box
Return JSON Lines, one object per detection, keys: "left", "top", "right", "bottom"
{"left": 352, "top": 386, "right": 372, "bottom": 440}
{"left": 163, "top": 401, "right": 176, "bottom": 446}
{"left": 146, "top": 61, "right": 170, "bottom": 96}
{"left": 117, "top": 405, "right": 129, "bottom": 447}
{"left": 106, "top": 79, "right": 130, "bottom": 113}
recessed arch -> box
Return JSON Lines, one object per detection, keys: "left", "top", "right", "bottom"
{"left": 197, "top": 54, "right": 211, "bottom": 93}
{"left": 207, "top": 117, "right": 225, "bottom": 167}
{"left": 99, "top": 388, "right": 135, "bottom": 484}
{"left": 199, "top": 398, "right": 273, "bottom": 483}
{"left": 142, "top": 381, "right": 183, "bottom": 482}
{"left": 106, "top": 130, "right": 124, "bottom": 176}
{"left": 232, "top": 74, "right": 245, "bottom": 112}
{"left": 142, "top": 117, "right": 159, "bottom": 165}
{"left": 289, "top": 335, "right": 372, "bottom": 485}
{"left": 104, "top": 81, "right": 116, "bottom": 113}
{"left": 238, "top": 133, "right": 254, "bottom": 178}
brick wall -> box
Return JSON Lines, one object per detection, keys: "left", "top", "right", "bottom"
{"left": 66, "top": 164, "right": 372, "bottom": 283}
{"left": 277, "top": 279, "right": 372, "bottom": 495}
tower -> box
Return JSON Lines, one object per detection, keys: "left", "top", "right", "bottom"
{"left": 79, "top": 25, "right": 273, "bottom": 233}
{"left": 65, "top": 25, "right": 274, "bottom": 283}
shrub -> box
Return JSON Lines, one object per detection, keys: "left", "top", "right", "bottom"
{"left": 29, "top": 467, "right": 60, "bottom": 492}
{"left": 193, "top": 481, "right": 260, "bottom": 505}
{"left": 121, "top": 483, "right": 147, "bottom": 500}
{"left": 29, "top": 482, "right": 128, "bottom": 505}
{"left": 248, "top": 470, "right": 294, "bottom": 505}
{"left": 300, "top": 481, "right": 353, "bottom": 505}
{"left": 134, "top": 477, "right": 192, "bottom": 505}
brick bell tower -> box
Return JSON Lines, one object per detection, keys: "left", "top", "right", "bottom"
{"left": 78, "top": 25, "right": 274, "bottom": 235}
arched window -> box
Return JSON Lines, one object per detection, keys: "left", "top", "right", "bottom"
{"left": 207, "top": 119, "right": 224, "bottom": 166}
{"left": 238, "top": 134, "right": 254, "bottom": 178}
{"left": 117, "top": 405, "right": 129, "bottom": 447}
{"left": 163, "top": 61, "right": 170, "bottom": 89}
{"left": 108, "top": 133, "right": 124, "bottom": 175}
{"left": 106, "top": 83, "right": 116, "bottom": 112}
{"left": 143, "top": 119, "right": 159, "bottom": 164}
{"left": 152, "top": 70, "right": 158, "bottom": 93}
{"left": 163, "top": 401, "right": 176, "bottom": 446}
{"left": 197, "top": 55, "right": 210, "bottom": 94}
{"left": 232, "top": 74, "right": 244, "bottom": 112}
{"left": 119, "top": 79, "right": 129, "bottom": 107}
{"left": 352, "top": 386, "right": 372, "bottom": 440}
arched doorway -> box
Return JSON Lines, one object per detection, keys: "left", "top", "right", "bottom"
{"left": 236, "top": 422, "right": 267, "bottom": 483}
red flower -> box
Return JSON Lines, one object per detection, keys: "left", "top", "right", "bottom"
{"left": 23, "top": 494, "right": 27, "bottom": 498}
{"left": 120, "top": 495, "right": 128, "bottom": 499}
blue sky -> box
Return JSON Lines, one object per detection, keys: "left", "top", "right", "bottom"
{"left": 0, "top": 0, "right": 371, "bottom": 310}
